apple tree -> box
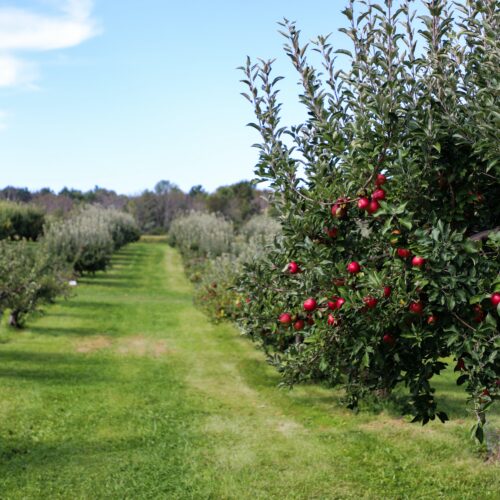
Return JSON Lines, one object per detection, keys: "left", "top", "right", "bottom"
{"left": 238, "top": 0, "right": 499, "bottom": 442}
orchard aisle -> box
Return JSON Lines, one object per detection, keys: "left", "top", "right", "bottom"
{"left": 0, "top": 242, "right": 498, "bottom": 499}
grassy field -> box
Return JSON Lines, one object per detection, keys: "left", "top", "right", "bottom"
{"left": 0, "top": 242, "right": 498, "bottom": 499}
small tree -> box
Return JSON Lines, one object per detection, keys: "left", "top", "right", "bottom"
{"left": 239, "top": 0, "right": 499, "bottom": 443}
{"left": 0, "top": 240, "right": 69, "bottom": 328}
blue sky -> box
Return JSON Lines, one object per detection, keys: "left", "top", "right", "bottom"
{"left": 0, "top": 1, "right": 379, "bottom": 194}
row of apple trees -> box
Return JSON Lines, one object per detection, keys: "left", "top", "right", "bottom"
{"left": 0, "top": 205, "right": 139, "bottom": 328}
{"left": 236, "top": 0, "right": 499, "bottom": 444}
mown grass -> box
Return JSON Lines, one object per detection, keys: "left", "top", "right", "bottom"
{"left": 0, "top": 242, "right": 498, "bottom": 499}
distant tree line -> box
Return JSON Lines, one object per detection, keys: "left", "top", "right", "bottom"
{"left": 0, "top": 180, "right": 270, "bottom": 233}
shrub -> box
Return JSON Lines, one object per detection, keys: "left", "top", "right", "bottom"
{"left": 43, "top": 206, "right": 139, "bottom": 274}
{"left": 194, "top": 215, "right": 281, "bottom": 320}
{"left": 0, "top": 240, "right": 69, "bottom": 327}
{"left": 169, "top": 211, "right": 234, "bottom": 260}
{"left": 0, "top": 201, "right": 45, "bottom": 241}
{"left": 238, "top": 0, "right": 499, "bottom": 442}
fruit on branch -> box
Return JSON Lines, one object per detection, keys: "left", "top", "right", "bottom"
{"left": 367, "top": 200, "right": 380, "bottom": 214}
{"left": 327, "top": 300, "right": 337, "bottom": 310}
{"left": 427, "top": 315, "right": 437, "bottom": 325}
{"left": 491, "top": 292, "right": 500, "bottom": 307}
{"left": 293, "top": 319, "right": 305, "bottom": 331}
{"left": 455, "top": 358, "right": 466, "bottom": 371}
{"left": 347, "top": 261, "right": 361, "bottom": 274}
{"left": 375, "top": 174, "right": 387, "bottom": 186}
{"left": 357, "top": 197, "right": 370, "bottom": 210}
{"left": 411, "top": 256, "right": 426, "bottom": 267}
{"left": 372, "top": 189, "right": 386, "bottom": 201}
{"left": 336, "top": 297, "right": 346, "bottom": 309}
{"left": 382, "top": 333, "right": 395, "bottom": 345}
{"left": 363, "top": 297, "right": 378, "bottom": 309}
{"left": 325, "top": 227, "right": 338, "bottom": 238}
{"left": 288, "top": 261, "right": 300, "bottom": 274}
{"left": 383, "top": 286, "right": 392, "bottom": 298}
{"left": 397, "top": 248, "right": 411, "bottom": 259}
{"left": 279, "top": 312, "right": 292, "bottom": 324}
{"left": 303, "top": 298, "right": 317, "bottom": 312}
{"left": 409, "top": 301, "right": 424, "bottom": 315}
{"left": 327, "top": 313, "right": 337, "bottom": 326}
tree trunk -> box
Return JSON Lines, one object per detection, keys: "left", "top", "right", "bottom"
{"left": 9, "top": 310, "right": 20, "bottom": 328}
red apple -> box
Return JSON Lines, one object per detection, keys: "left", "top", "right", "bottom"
{"left": 347, "top": 261, "right": 361, "bottom": 274}
{"left": 307, "top": 315, "right": 315, "bottom": 326}
{"left": 293, "top": 319, "right": 305, "bottom": 331}
{"left": 375, "top": 174, "right": 386, "bottom": 186}
{"left": 397, "top": 248, "right": 411, "bottom": 259}
{"left": 327, "top": 313, "right": 337, "bottom": 326}
{"left": 455, "top": 358, "right": 465, "bottom": 371}
{"left": 357, "top": 197, "right": 370, "bottom": 210}
{"left": 327, "top": 300, "right": 337, "bottom": 310}
{"left": 383, "top": 286, "right": 392, "bottom": 298}
{"left": 382, "top": 333, "right": 395, "bottom": 346}
{"left": 363, "top": 296, "right": 378, "bottom": 309}
{"left": 288, "top": 261, "right": 300, "bottom": 274}
{"left": 473, "top": 304, "right": 486, "bottom": 322}
{"left": 303, "top": 298, "right": 317, "bottom": 312}
{"left": 279, "top": 313, "right": 292, "bottom": 325}
{"left": 367, "top": 200, "right": 380, "bottom": 214}
{"left": 336, "top": 297, "right": 346, "bottom": 309}
{"left": 411, "top": 256, "right": 426, "bottom": 267}
{"left": 409, "top": 301, "right": 423, "bottom": 314}
{"left": 372, "top": 188, "right": 386, "bottom": 201}
{"left": 491, "top": 292, "right": 500, "bottom": 307}
{"left": 427, "top": 314, "right": 437, "bottom": 325}
{"left": 325, "top": 227, "right": 338, "bottom": 238}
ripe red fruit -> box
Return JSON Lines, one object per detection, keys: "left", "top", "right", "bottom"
{"left": 375, "top": 174, "right": 386, "bottom": 186}
{"left": 279, "top": 313, "right": 292, "bottom": 325}
{"left": 331, "top": 203, "right": 346, "bottom": 218}
{"left": 293, "top": 319, "right": 305, "bottom": 331}
{"left": 363, "top": 297, "right": 378, "bottom": 309}
{"left": 455, "top": 358, "right": 465, "bottom": 371}
{"left": 411, "top": 256, "right": 426, "bottom": 267}
{"left": 491, "top": 292, "right": 500, "bottom": 307}
{"left": 367, "top": 200, "right": 380, "bottom": 214}
{"left": 481, "top": 389, "right": 490, "bottom": 397}
{"left": 397, "top": 248, "right": 411, "bottom": 259}
{"left": 427, "top": 315, "right": 437, "bottom": 325}
{"left": 409, "top": 301, "right": 423, "bottom": 314}
{"left": 357, "top": 197, "right": 370, "bottom": 210}
{"left": 347, "top": 261, "right": 361, "bottom": 274}
{"left": 383, "top": 286, "right": 392, "bottom": 298}
{"left": 307, "top": 316, "right": 315, "bottom": 326}
{"left": 327, "top": 314, "right": 337, "bottom": 326}
{"left": 372, "top": 188, "right": 386, "bottom": 201}
{"left": 288, "top": 261, "right": 300, "bottom": 274}
{"left": 327, "top": 300, "right": 337, "bottom": 310}
{"left": 336, "top": 297, "right": 346, "bottom": 309}
{"left": 473, "top": 304, "right": 486, "bottom": 322}
{"left": 382, "top": 333, "right": 395, "bottom": 346}
{"left": 303, "top": 298, "right": 317, "bottom": 312}
{"left": 325, "top": 227, "right": 338, "bottom": 238}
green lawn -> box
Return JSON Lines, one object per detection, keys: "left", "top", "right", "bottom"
{"left": 0, "top": 242, "right": 498, "bottom": 499}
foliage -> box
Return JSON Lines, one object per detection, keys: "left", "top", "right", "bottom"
{"left": 0, "top": 201, "right": 45, "bottom": 241}
{"left": 238, "top": 0, "right": 500, "bottom": 441}
{"left": 194, "top": 215, "right": 281, "bottom": 320}
{"left": 0, "top": 240, "right": 69, "bottom": 327}
{"left": 43, "top": 205, "right": 139, "bottom": 274}
{"left": 169, "top": 211, "right": 234, "bottom": 263}
{"left": 1, "top": 243, "right": 498, "bottom": 497}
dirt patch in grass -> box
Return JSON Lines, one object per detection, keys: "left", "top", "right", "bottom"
{"left": 75, "top": 336, "right": 113, "bottom": 353}
{"left": 116, "top": 336, "right": 170, "bottom": 357}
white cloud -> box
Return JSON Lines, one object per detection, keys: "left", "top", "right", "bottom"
{"left": 0, "top": 0, "right": 100, "bottom": 87}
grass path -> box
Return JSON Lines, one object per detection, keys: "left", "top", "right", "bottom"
{"left": 0, "top": 242, "right": 498, "bottom": 499}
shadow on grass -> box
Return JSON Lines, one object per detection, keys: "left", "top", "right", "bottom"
{"left": 28, "top": 325, "right": 108, "bottom": 337}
